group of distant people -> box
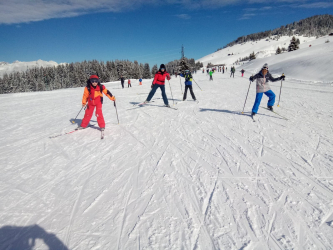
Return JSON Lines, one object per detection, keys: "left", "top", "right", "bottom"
{"left": 203, "top": 65, "right": 247, "bottom": 80}
{"left": 120, "top": 76, "right": 143, "bottom": 88}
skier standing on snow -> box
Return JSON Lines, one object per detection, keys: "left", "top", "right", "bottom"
{"left": 139, "top": 78, "right": 142, "bottom": 85}
{"left": 209, "top": 69, "right": 214, "bottom": 81}
{"left": 223, "top": 66, "right": 225, "bottom": 74}
{"left": 120, "top": 76, "right": 125, "bottom": 89}
{"left": 179, "top": 69, "right": 196, "bottom": 101}
{"left": 77, "top": 75, "right": 116, "bottom": 131}
{"left": 128, "top": 79, "right": 132, "bottom": 88}
{"left": 250, "top": 63, "right": 285, "bottom": 119}
{"left": 143, "top": 64, "right": 171, "bottom": 107}
{"left": 230, "top": 66, "right": 236, "bottom": 78}
{"left": 240, "top": 69, "right": 245, "bottom": 77}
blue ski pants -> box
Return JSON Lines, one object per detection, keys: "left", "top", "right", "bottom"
{"left": 252, "top": 90, "right": 276, "bottom": 114}
{"left": 147, "top": 84, "right": 169, "bottom": 105}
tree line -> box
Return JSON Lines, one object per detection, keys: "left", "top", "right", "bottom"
{"left": 217, "top": 14, "right": 333, "bottom": 50}
{"left": 0, "top": 59, "right": 152, "bottom": 94}
{"left": 0, "top": 56, "right": 203, "bottom": 94}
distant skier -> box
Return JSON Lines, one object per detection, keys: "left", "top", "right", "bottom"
{"left": 77, "top": 75, "right": 116, "bottom": 131}
{"left": 249, "top": 63, "right": 285, "bottom": 119}
{"left": 222, "top": 66, "right": 225, "bottom": 74}
{"left": 139, "top": 78, "right": 142, "bottom": 85}
{"left": 230, "top": 66, "right": 235, "bottom": 78}
{"left": 128, "top": 79, "right": 132, "bottom": 88}
{"left": 209, "top": 69, "right": 214, "bottom": 81}
{"left": 180, "top": 69, "right": 196, "bottom": 101}
{"left": 240, "top": 69, "right": 245, "bottom": 77}
{"left": 206, "top": 69, "right": 209, "bottom": 75}
{"left": 120, "top": 76, "right": 125, "bottom": 89}
{"left": 143, "top": 64, "right": 171, "bottom": 107}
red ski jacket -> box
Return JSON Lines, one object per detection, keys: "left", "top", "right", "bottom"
{"left": 153, "top": 71, "right": 171, "bottom": 85}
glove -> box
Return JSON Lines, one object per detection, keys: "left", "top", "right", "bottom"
{"left": 280, "top": 75, "right": 285, "bottom": 81}
{"left": 82, "top": 104, "right": 86, "bottom": 108}
{"left": 151, "top": 84, "right": 154, "bottom": 89}
{"left": 249, "top": 76, "right": 254, "bottom": 82}
{"left": 110, "top": 96, "right": 116, "bottom": 101}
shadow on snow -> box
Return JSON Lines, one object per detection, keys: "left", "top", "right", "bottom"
{"left": 0, "top": 224, "right": 68, "bottom": 250}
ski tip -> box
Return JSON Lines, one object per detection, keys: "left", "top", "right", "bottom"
{"left": 277, "top": 105, "right": 280, "bottom": 107}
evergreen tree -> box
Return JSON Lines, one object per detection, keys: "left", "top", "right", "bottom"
{"left": 288, "top": 36, "right": 300, "bottom": 51}
{"left": 142, "top": 63, "right": 151, "bottom": 79}
{"left": 178, "top": 57, "right": 189, "bottom": 74}
{"left": 151, "top": 64, "right": 158, "bottom": 75}
{"left": 249, "top": 51, "right": 256, "bottom": 60}
{"left": 276, "top": 47, "right": 282, "bottom": 54}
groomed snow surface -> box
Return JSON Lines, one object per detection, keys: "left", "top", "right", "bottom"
{"left": 1, "top": 72, "right": 333, "bottom": 249}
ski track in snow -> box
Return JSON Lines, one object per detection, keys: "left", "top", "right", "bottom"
{"left": 0, "top": 72, "right": 333, "bottom": 249}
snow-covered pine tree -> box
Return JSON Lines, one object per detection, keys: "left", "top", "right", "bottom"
{"left": 276, "top": 47, "right": 282, "bottom": 54}
{"left": 288, "top": 36, "right": 300, "bottom": 51}
{"left": 151, "top": 64, "right": 158, "bottom": 75}
{"left": 178, "top": 57, "right": 190, "bottom": 74}
{"left": 142, "top": 63, "right": 151, "bottom": 79}
{"left": 249, "top": 51, "right": 256, "bottom": 60}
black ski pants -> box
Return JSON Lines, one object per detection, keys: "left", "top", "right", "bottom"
{"left": 230, "top": 72, "right": 235, "bottom": 78}
{"left": 128, "top": 83, "right": 132, "bottom": 88}
{"left": 121, "top": 82, "right": 124, "bottom": 88}
{"left": 183, "top": 85, "right": 196, "bottom": 100}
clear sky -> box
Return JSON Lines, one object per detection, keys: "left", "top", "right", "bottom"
{"left": 0, "top": 0, "right": 332, "bottom": 67}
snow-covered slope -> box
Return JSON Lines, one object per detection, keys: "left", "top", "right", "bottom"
{"left": 197, "top": 35, "right": 333, "bottom": 83}
{"left": 0, "top": 73, "right": 333, "bottom": 249}
{"left": 0, "top": 59, "right": 62, "bottom": 77}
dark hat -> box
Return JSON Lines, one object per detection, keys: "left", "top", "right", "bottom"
{"left": 160, "top": 64, "right": 166, "bottom": 69}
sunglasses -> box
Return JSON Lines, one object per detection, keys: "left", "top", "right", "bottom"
{"left": 90, "top": 79, "right": 99, "bottom": 83}
{"left": 160, "top": 68, "right": 165, "bottom": 70}
{"left": 262, "top": 67, "right": 268, "bottom": 70}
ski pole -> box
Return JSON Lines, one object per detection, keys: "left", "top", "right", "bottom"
{"left": 242, "top": 80, "right": 252, "bottom": 114}
{"left": 72, "top": 104, "right": 87, "bottom": 124}
{"left": 168, "top": 80, "right": 175, "bottom": 105}
{"left": 114, "top": 101, "right": 119, "bottom": 124}
{"left": 192, "top": 78, "right": 203, "bottom": 91}
{"left": 277, "top": 73, "right": 284, "bottom": 107}
{"left": 179, "top": 77, "right": 183, "bottom": 95}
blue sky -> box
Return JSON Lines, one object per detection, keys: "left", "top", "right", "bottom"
{"left": 0, "top": 0, "right": 332, "bottom": 67}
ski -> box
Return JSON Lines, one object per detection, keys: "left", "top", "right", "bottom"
{"left": 101, "top": 131, "right": 104, "bottom": 139}
{"left": 176, "top": 100, "right": 199, "bottom": 105}
{"left": 49, "top": 125, "right": 94, "bottom": 139}
{"left": 260, "top": 106, "right": 288, "bottom": 120}
{"left": 133, "top": 101, "right": 154, "bottom": 106}
{"left": 166, "top": 106, "right": 178, "bottom": 110}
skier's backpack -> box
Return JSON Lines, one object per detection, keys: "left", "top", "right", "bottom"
{"left": 185, "top": 73, "right": 192, "bottom": 82}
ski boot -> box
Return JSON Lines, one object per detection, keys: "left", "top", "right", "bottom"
{"left": 76, "top": 126, "right": 85, "bottom": 130}
{"left": 267, "top": 106, "right": 274, "bottom": 111}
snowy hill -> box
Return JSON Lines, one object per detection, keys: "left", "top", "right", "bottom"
{"left": 0, "top": 59, "right": 63, "bottom": 77}
{"left": 0, "top": 72, "right": 333, "bottom": 249}
{"left": 197, "top": 35, "right": 333, "bottom": 83}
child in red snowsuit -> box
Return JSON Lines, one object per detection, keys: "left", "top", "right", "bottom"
{"left": 78, "top": 75, "right": 116, "bottom": 130}
{"left": 128, "top": 79, "right": 132, "bottom": 88}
